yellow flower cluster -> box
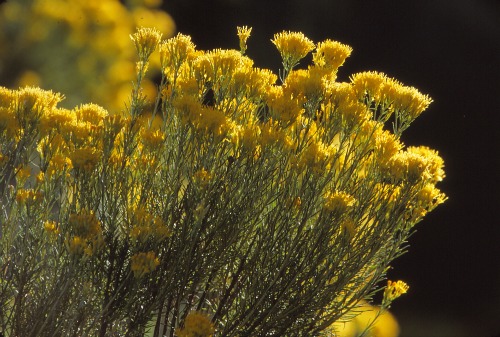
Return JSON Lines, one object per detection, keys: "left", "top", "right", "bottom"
{"left": 15, "top": 188, "right": 43, "bottom": 204}
{"left": 130, "top": 251, "right": 160, "bottom": 278}
{"left": 313, "top": 39, "right": 353, "bottom": 71}
{"left": 43, "top": 220, "right": 61, "bottom": 239}
{"left": 237, "top": 26, "right": 252, "bottom": 54}
{"left": 272, "top": 31, "right": 315, "bottom": 72}
{"left": 350, "top": 71, "right": 433, "bottom": 131}
{"left": 383, "top": 280, "right": 409, "bottom": 303}
{"left": 0, "top": 26, "right": 446, "bottom": 336}
{"left": 176, "top": 312, "right": 215, "bottom": 337}
{"left": 323, "top": 191, "right": 356, "bottom": 213}
{"left": 129, "top": 206, "right": 171, "bottom": 244}
{"left": 65, "top": 210, "right": 104, "bottom": 257}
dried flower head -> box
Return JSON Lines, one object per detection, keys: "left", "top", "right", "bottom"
{"left": 176, "top": 312, "right": 215, "bottom": 337}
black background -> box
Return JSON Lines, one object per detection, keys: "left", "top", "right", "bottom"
{"left": 161, "top": 1, "right": 500, "bottom": 336}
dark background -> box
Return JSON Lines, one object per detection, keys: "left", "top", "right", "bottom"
{"left": 162, "top": 1, "right": 500, "bottom": 336}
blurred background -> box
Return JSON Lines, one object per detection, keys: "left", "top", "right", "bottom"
{"left": 1, "top": 0, "right": 499, "bottom": 336}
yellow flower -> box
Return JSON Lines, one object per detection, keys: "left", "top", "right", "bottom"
{"left": 198, "top": 107, "right": 233, "bottom": 137}
{"left": 130, "top": 26, "right": 162, "bottom": 60}
{"left": 43, "top": 220, "right": 60, "bottom": 238}
{"left": 69, "top": 147, "right": 102, "bottom": 171}
{"left": 16, "top": 86, "right": 64, "bottom": 112}
{"left": 266, "top": 86, "right": 304, "bottom": 123}
{"left": 340, "top": 101, "right": 370, "bottom": 126}
{"left": 350, "top": 71, "right": 388, "bottom": 101}
{"left": 325, "top": 82, "right": 356, "bottom": 107}
{"left": 0, "top": 86, "right": 14, "bottom": 108}
{"left": 272, "top": 31, "right": 315, "bottom": 70}
{"left": 208, "top": 49, "right": 252, "bottom": 80}
{"left": 130, "top": 251, "right": 160, "bottom": 278}
{"left": 297, "top": 140, "right": 334, "bottom": 174}
{"left": 47, "top": 154, "right": 72, "bottom": 177}
{"left": 141, "top": 128, "right": 165, "bottom": 150}
{"left": 176, "top": 311, "right": 215, "bottom": 337}
{"left": 383, "top": 280, "right": 409, "bottom": 303}
{"left": 284, "top": 68, "right": 326, "bottom": 101}
{"left": 392, "top": 85, "right": 433, "bottom": 119}
{"left": 374, "top": 129, "right": 403, "bottom": 168}
{"left": 15, "top": 189, "right": 43, "bottom": 204}
{"left": 237, "top": 25, "right": 252, "bottom": 54}
{"left": 323, "top": 190, "right": 356, "bottom": 213}
{"left": 313, "top": 39, "right": 353, "bottom": 71}
{"left": 39, "top": 108, "right": 76, "bottom": 136}
{"left": 66, "top": 235, "right": 86, "bottom": 256}
{"left": 408, "top": 146, "right": 445, "bottom": 182}
{"left": 0, "top": 106, "right": 18, "bottom": 137}
{"left": 75, "top": 103, "right": 108, "bottom": 125}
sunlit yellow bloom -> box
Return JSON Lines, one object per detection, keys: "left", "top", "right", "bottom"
{"left": 284, "top": 68, "right": 327, "bottom": 101}
{"left": 0, "top": 107, "right": 18, "bottom": 137}
{"left": 266, "top": 86, "right": 304, "bottom": 123}
{"left": 323, "top": 190, "right": 356, "bottom": 213}
{"left": 130, "top": 251, "right": 160, "bottom": 278}
{"left": 237, "top": 26, "right": 252, "bottom": 54}
{"left": 326, "top": 82, "right": 357, "bottom": 107}
{"left": 173, "top": 95, "right": 203, "bottom": 124}
{"left": 43, "top": 220, "right": 60, "bottom": 238}
{"left": 16, "top": 86, "right": 64, "bottom": 112}
{"left": 239, "top": 122, "right": 260, "bottom": 150}
{"left": 383, "top": 280, "right": 409, "bottom": 303}
{"left": 176, "top": 311, "right": 215, "bottom": 337}
{"left": 69, "top": 147, "right": 101, "bottom": 172}
{"left": 392, "top": 85, "right": 433, "bottom": 119}
{"left": 350, "top": 71, "right": 388, "bottom": 101}
{"left": 0, "top": 87, "right": 14, "bottom": 107}
{"left": 130, "top": 27, "right": 162, "bottom": 60}
{"left": 272, "top": 31, "right": 315, "bottom": 70}
{"left": 340, "top": 101, "right": 370, "bottom": 126}
{"left": 39, "top": 108, "right": 76, "bottom": 136}
{"left": 47, "top": 154, "right": 73, "bottom": 177}
{"left": 313, "top": 39, "right": 353, "bottom": 71}
{"left": 407, "top": 146, "right": 445, "bottom": 182}
{"left": 16, "top": 189, "right": 43, "bottom": 204}
{"left": 197, "top": 107, "right": 233, "bottom": 137}
{"left": 232, "top": 67, "right": 276, "bottom": 98}
{"left": 298, "top": 140, "right": 333, "bottom": 174}
{"left": 141, "top": 128, "right": 165, "bottom": 149}
{"left": 75, "top": 103, "right": 108, "bottom": 125}
{"left": 374, "top": 129, "right": 403, "bottom": 167}
{"left": 208, "top": 49, "right": 253, "bottom": 81}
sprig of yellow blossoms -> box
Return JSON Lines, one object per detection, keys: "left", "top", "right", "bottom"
{"left": 0, "top": 27, "right": 446, "bottom": 337}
